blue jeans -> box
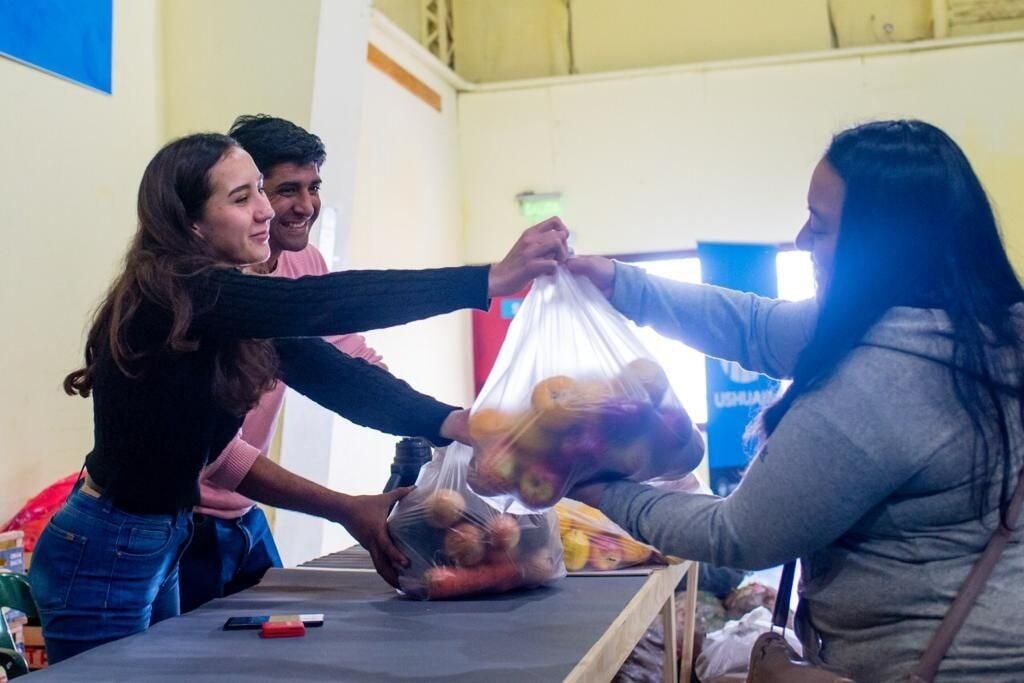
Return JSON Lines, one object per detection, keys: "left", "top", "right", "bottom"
{"left": 178, "top": 506, "right": 282, "bottom": 613}
{"left": 28, "top": 484, "right": 192, "bottom": 664}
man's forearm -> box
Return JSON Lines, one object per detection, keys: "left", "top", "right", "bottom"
{"left": 275, "top": 337, "right": 458, "bottom": 445}
{"left": 236, "top": 455, "right": 349, "bottom": 522}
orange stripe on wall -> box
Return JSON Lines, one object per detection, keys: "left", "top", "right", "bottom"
{"left": 366, "top": 43, "right": 442, "bottom": 112}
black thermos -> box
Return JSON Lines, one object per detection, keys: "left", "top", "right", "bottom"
{"left": 383, "top": 437, "right": 433, "bottom": 493}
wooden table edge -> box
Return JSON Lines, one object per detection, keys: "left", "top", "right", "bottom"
{"left": 563, "top": 560, "right": 696, "bottom": 683}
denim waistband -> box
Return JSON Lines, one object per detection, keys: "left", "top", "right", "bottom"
{"left": 67, "top": 480, "right": 190, "bottom": 526}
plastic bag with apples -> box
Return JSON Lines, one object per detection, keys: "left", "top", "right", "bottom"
{"left": 466, "top": 266, "right": 704, "bottom": 513}
{"left": 556, "top": 473, "right": 708, "bottom": 571}
{"left": 387, "top": 443, "right": 566, "bottom": 600}
{"left": 556, "top": 497, "right": 669, "bottom": 572}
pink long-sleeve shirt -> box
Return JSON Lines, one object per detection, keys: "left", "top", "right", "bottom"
{"left": 196, "top": 245, "right": 383, "bottom": 518}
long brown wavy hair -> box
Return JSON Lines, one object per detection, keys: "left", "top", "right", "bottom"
{"left": 64, "top": 133, "right": 278, "bottom": 415}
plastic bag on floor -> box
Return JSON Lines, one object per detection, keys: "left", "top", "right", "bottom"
{"left": 2, "top": 472, "right": 79, "bottom": 552}
{"left": 387, "top": 443, "right": 565, "bottom": 600}
{"left": 695, "top": 606, "right": 802, "bottom": 681}
{"left": 467, "top": 266, "right": 704, "bottom": 513}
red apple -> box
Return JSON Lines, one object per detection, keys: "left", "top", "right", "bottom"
{"left": 588, "top": 535, "right": 625, "bottom": 571}
{"left": 468, "top": 445, "right": 520, "bottom": 496}
{"left": 486, "top": 514, "right": 522, "bottom": 551}
{"left": 652, "top": 406, "right": 694, "bottom": 450}
{"left": 513, "top": 418, "right": 556, "bottom": 457}
{"left": 648, "top": 427, "right": 704, "bottom": 479}
{"left": 649, "top": 407, "right": 698, "bottom": 472}
{"left": 606, "top": 437, "right": 651, "bottom": 477}
{"left": 520, "top": 550, "right": 561, "bottom": 584}
{"left": 558, "top": 421, "right": 606, "bottom": 462}
{"left": 596, "top": 398, "right": 655, "bottom": 444}
{"left": 518, "top": 463, "right": 566, "bottom": 509}
{"left": 423, "top": 489, "right": 466, "bottom": 528}
{"left": 444, "top": 522, "right": 487, "bottom": 566}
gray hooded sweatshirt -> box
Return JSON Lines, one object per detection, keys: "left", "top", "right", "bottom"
{"left": 598, "top": 262, "right": 1024, "bottom": 681}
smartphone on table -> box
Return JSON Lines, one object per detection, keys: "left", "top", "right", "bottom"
{"left": 223, "top": 614, "right": 325, "bottom": 630}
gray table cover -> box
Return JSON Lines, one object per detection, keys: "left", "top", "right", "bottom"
{"left": 29, "top": 566, "right": 651, "bottom": 681}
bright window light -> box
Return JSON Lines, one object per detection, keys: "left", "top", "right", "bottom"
{"left": 625, "top": 258, "right": 708, "bottom": 424}
{"left": 776, "top": 250, "right": 815, "bottom": 302}
{"left": 622, "top": 248, "right": 816, "bottom": 425}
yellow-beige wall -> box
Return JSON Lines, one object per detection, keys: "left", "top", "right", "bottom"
{"left": 570, "top": 0, "right": 832, "bottom": 72}
{"left": 447, "top": 0, "right": 832, "bottom": 82}
{"left": 458, "top": 36, "right": 1024, "bottom": 270}
{"left": 0, "top": 1, "right": 164, "bottom": 521}
{"left": 373, "top": 0, "right": 422, "bottom": 44}
{"left": 161, "top": 0, "right": 321, "bottom": 136}
{"left": 5, "top": 1, "right": 1024, "bottom": 550}
{"left": 373, "top": 0, "right": 1024, "bottom": 83}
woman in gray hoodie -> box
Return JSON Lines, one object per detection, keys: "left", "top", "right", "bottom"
{"left": 567, "top": 120, "right": 1024, "bottom": 681}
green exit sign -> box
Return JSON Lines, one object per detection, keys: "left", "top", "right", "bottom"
{"left": 516, "top": 192, "right": 563, "bottom": 221}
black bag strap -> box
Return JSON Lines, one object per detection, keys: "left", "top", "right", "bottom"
{"left": 771, "top": 560, "right": 796, "bottom": 631}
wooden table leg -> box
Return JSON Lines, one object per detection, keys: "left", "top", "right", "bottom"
{"left": 661, "top": 590, "right": 678, "bottom": 683}
{"left": 678, "top": 562, "right": 699, "bottom": 683}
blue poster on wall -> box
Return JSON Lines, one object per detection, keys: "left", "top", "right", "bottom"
{"left": 0, "top": 0, "right": 113, "bottom": 94}
{"left": 697, "top": 242, "right": 780, "bottom": 495}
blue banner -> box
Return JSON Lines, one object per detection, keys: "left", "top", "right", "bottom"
{"left": 698, "top": 243, "right": 779, "bottom": 492}
{"left": 0, "top": 0, "right": 113, "bottom": 94}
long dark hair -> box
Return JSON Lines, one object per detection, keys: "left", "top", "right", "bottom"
{"left": 761, "top": 120, "right": 1024, "bottom": 516}
{"left": 65, "top": 133, "right": 278, "bottom": 415}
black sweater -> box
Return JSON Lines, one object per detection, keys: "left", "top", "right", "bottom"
{"left": 85, "top": 265, "right": 490, "bottom": 514}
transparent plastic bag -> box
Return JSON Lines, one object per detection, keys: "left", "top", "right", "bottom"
{"left": 695, "top": 606, "right": 803, "bottom": 681}
{"left": 2, "top": 472, "right": 79, "bottom": 552}
{"left": 387, "top": 443, "right": 566, "bottom": 600}
{"left": 556, "top": 474, "right": 707, "bottom": 572}
{"left": 467, "top": 266, "right": 704, "bottom": 512}
{"left": 556, "top": 497, "right": 669, "bottom": 571}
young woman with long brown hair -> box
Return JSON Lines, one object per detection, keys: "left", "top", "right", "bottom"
{"left": 29, "top": 132, "right": 567, "bottom": 662}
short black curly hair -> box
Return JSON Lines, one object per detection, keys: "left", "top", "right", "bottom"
{"left": 228, "top": 114, "right": 326, "bottom": 174}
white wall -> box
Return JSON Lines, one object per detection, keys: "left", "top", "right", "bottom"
{"left": 457, "top": 36, "right": 1024, "bottom": 265}
{"left": 293, "top": 13, "right": 471, "bottom": 559}
{"left": 271, "top": 0, "right": 375, "bottom": 567}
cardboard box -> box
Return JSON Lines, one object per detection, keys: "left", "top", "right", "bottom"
{"left": 22, "top": 625, "right": 46, "bottom": 670}
{"left": 1, "top": 607, "right": 26, "bottom": 656}
{"left": 0, "top": 531, "right": 24, "bottom": 574}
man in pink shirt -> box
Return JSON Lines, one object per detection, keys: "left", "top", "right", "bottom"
{"left": 179, "top": 115, "right": 466, "bottom": 611}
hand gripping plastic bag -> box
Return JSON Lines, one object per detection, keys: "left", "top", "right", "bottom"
{"left": 466, "top": 266, "right": 704, "bottom": 512}
{"left": 387, "top": 443, "right": 566, "bottom": 600}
